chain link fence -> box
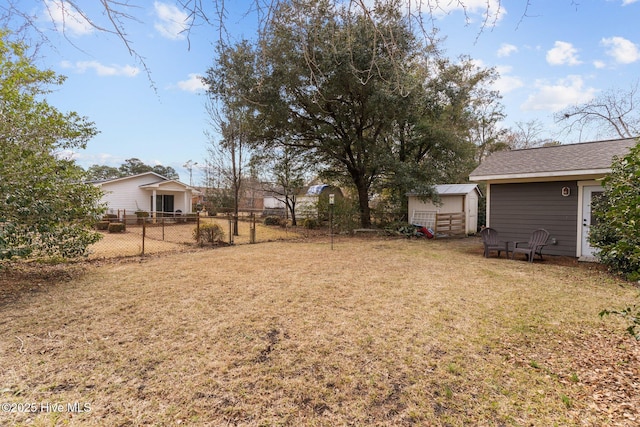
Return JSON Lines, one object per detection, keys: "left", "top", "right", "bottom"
{"left": 88, "top": 212, "right": 298, "bottom": 259}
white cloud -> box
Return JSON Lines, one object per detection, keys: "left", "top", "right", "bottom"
{"left": 154, "top": 1, "right": 189, "bottom": 40}
{"left": 546, "top": 41, "right": 582, "bottom": 66}
{"left": 521, "top": 75, "right": 597, "bottom": 112}
{"left": 43, "top": 0, "right": 94, "bottom": 36}
{"left": 601, "top": 36, "right": 640, "bottom": 64}
{"left": 177, "top": 74, "right": 207, "bottom": 92}
{"left": 62, "top": 60, "right": 140, "bottom": 77}
{"left": 67, "top": 152, "right": 124, "bottom": 168}
{"left": 593, "top": 60, "right": 607, "bottom": 69}
{"left": 622, "top": 0, "right": 639, "bottom": 5}
{"left": 497, "top": 43, "right": 518, "bottom": 58}
{"left": 492, "top": 65, "right": 524, "bottom": 94}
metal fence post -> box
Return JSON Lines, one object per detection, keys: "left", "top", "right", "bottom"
{"left": 141, "top": 218, "right": 146, "bottom": 256}
{"left": 250, "top": 212, "right": 256, "bottom": 244}
{"left": 228, "top": 215, "right": 234, "bottom": 245}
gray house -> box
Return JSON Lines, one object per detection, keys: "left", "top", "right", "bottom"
{"left": 469, "top": 138, "right": 637, "bottom": 260}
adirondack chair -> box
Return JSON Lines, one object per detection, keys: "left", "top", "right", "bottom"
{"left": 511, "top": 229, "right": 550, "bottom": 262}
{"left": 480, "top": 227, "right": 509, "bottom": 258}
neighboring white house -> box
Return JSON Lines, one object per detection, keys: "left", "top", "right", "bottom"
{"left": 407, "top": 184, "right": 482, "bottom": 235}
{"left": 94, "top": 172, "right": 195, "bottom": 217}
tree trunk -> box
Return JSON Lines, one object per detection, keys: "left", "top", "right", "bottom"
{"left": 233, "top": 180, "right": 240, "bottom": 236}
{"left": 355, "top": 179, "right": 371, "bottom": 228}
{"left": 287, "top": 196, "right": 297, "bottom": 226}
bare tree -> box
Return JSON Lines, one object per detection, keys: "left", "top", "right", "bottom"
{"left": 555, "top": 82, "right": 640, "bottom": 140}
{"left": 469, "top": 95, "right": 508, "bottom": 162}
{"left": 503, "top": 119, "right": 556, "bottom": 150}
{"left": 251, "top": 145, "right": 311, "bottom": 226}
{"left": 205, "top": 100, "right": 252, "bottom": 236}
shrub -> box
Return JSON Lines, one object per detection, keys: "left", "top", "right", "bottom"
{"left": 591, "top": 141, "right": 640, "bottom": 340}
{"left": 316, "top": 196, "right": 359, "bottom": 233}
{"left": 263, "top": 216, "right": 282, "bottom": 226}
{"left": 303, "top": 218, "right": 318, "bottom": 229}
{"left": 193, "top": 223, "right": 225, "bottom": 246}
{"left": 385, "top": 221, "right": 416, "bottom": 237}
{"left": 590, "top": 141, "right": 640, "bottom": 281}
{"left": 135, "top": 210, "right": 149, "bottom": 225}
{"left": 103, "top": 214, "right": 118, "bottom": 222}
{"left": 600, "top": 306, "right": 640, "bottom": 341}
{"left": 108, "top": 223, "right": 126, "bottom": 233}
{"left": 278, "top": 218, "right": 290, "bottom": 227}
{"left": 0, "top": 35, "right": 103, "bottom": 260}
{"left": 96, "top": 221, "right": 110, "bottom": 230}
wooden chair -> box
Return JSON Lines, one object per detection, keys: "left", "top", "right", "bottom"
{"left": 511, "top": 229, "right": 550, "bottom": 263}
{"left": 480, "top": 227, "right": 509, "bottom": 258}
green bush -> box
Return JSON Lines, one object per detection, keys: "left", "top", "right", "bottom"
{"left": 263, "top": 216, "right": 282, "bottom": 226}
{"left": 384, "top": 221, "right": 415, "bottom": 237}
{"left": 600, "top": 306, "right": 640, "bottom": 341}
{"left": 108, "top": 223, "right": 126, "bottom": 233}
{"left": 103, "top": 214, "right": 118, "bottom": 222}
{"left": 590, "top": 141, "right": 640, "bottom": 281}
{"left": 96, "top": 221, "right": 110, "bottom": 230}
{"left": 303, "top": 218, "right": 318, "bottom": 229}
{"left": 316, "top": 196, "right": 359, "bottom": 233}
{"left": 135, "top": 210, "right": 149, "bottom": 225}
{"left": 0, "top": 35, "right": 103, "bottom": 260}
{"left": 193, "top": 223, "right": 225, "bottom": 246}
{"left": 591, "top": 141, "right": 640, "bottom": 340}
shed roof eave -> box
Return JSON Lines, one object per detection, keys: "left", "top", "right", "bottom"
{"left": 469, "top": 168, "right": 611, "bottom": 182}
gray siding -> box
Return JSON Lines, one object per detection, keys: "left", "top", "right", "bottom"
{"left": 490, "top": 182, "right": 578, "bottom": 257}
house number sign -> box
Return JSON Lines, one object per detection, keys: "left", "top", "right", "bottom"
{"left": 561, "top": 187, "right": 571, "bottom": 197}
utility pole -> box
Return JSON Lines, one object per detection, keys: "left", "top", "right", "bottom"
{"left": 183, "top": 160, "right": 198, "bottom": 186}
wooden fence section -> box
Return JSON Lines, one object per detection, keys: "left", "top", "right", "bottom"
{"left": 435, "top": 212, "right": 466, "bottom": 236}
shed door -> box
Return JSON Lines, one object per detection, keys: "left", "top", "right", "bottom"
{"left": 581, "top": 185, "right": 603, "bottom": 260}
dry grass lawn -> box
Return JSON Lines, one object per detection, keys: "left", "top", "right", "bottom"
{"left": 88, "top": 218, "right": 300, "bottom": 258}
{"left": 1, "top": 237, "right": 639, "bottom": 426}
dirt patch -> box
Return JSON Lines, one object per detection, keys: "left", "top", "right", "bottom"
{"left": 0, "top": 261, "right": 87, "bottom": 307}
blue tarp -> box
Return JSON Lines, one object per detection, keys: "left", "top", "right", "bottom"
{"left": 306, "top": 184, "right": 329, "bottom": 196}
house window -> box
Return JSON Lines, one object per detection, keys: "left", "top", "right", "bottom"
{"left": 151, "top": 195, "right": 174, "bottom": 214}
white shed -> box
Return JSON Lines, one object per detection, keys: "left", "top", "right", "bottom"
{"left": 407, "top": 184, "right": 482, "bottom": 235}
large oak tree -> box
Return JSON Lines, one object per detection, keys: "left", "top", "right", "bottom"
{"left": 204, "top": 0, "right": 501, "bottom": 227}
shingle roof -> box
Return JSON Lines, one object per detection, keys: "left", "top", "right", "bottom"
{"left": 469, "top": 138, "right": 637, "bottom": 181}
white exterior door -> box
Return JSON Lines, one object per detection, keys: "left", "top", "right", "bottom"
{"left": 580, "top": 185, "right": 604, "bottom": 260}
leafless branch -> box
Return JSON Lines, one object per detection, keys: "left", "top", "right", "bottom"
{"left": 555, "top": 81, "right": 640, "bottom": 141}
{"left": 4, "top": 0, "right": 513, "bottom": 88}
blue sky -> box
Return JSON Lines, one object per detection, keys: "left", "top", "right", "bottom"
{"left": 32, "top": 0, "right": 640, "bottom": 184}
